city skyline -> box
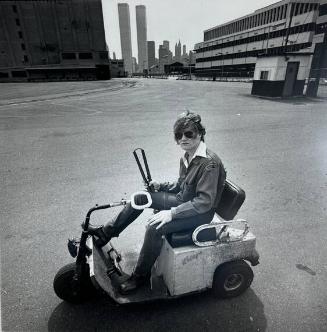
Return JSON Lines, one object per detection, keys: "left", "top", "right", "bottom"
{"left": 102, "top": 0, "right": 277, "bottom": 59}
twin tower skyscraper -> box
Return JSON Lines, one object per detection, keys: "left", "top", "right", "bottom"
{"left": 118, "top": 3, "right": 147, "bottom": 74}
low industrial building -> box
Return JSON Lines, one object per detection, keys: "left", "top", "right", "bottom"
{"left": 0, "top": 0, "right": 110, "bottom": 82}
{"left": 110, "top": 59, "right": 126, "bottom": 78}
{"left": 194, "top": 0, "right": 327, "bottom": 91}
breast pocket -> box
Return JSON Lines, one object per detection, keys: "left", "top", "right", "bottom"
{"left": 182, "top": 183, "right": 196, "bottom": 201}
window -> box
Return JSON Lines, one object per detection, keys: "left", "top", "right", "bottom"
{"left": 319, "top": 4, "right": 327, "bottom": 16}
{"left": 12, "top": 5, "right": 17, "bottom": 13}
{"left": 62, "top": 52, "right": 76, "bottom": 60}
{"left": 79, "top": 52, "right": 92, "bottom": 59}
{"left": 15, "top": 18, "right": 20, "bottom": 26}
{"left": 18, "top": 31, "right": 23, "bottom": 38}
{"left": 99, "top": 52, "right": 108, "bottom": 60}
{"left": 282, "top": 5, "right": 287, "bottom": 19}
{"left": 273, "top": 8, "right": 277, "bottom": 21}
{"left": 12, "top": 70, "right": 27, "bottom": 77}
{"left": 295, "top": 3, "right": 299, "bottom": 16}
{"left": 260, "top": 71, "right": 269, "bottom": 80}
{"left": 23, "top": 55, "right": 28, "bottom": 63}
{"left": 0, "top": 72, "right": 9, "bottom": 78}
{"left": 277, "top": 6, "right": 282, "bottom": 20}
{"left": 21, "top": 43, "right": 25, "bottom": 50}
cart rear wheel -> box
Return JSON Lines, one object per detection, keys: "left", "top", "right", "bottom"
{"left": 53, "top": 263, "right": 95, "bottom": 304}
{"left": 212, "top": 260, "right": 253, "bottom": 298}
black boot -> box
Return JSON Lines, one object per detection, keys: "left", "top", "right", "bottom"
{"left": 83, "top": 200, "right": 144, "bottom": 247}
{"left": 119, "top": 273, "right": 149, "bottom": 294}
{"left": 83, "top": 224, "right": 114, "bottom": 247}
{"left": 108, "top": 202, "right": 143, "bottom": 234}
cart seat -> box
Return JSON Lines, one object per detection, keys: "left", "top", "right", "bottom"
{"left": 167, "top": 180, "right": 246, "bottom": 248}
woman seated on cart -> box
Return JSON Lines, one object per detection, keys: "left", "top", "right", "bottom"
{"left": 87, "top": 110, "right": 226, "bottom": 294}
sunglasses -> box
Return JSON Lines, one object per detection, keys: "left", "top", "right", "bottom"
{"left": 174, "top": 130, "right": 197, "bottom": 140}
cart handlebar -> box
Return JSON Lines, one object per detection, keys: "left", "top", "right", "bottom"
{"left": 133, "top": 148, "right": 152, "bottom": 189}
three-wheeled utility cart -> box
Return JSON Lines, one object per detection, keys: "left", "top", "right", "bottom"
{"left": 53, "top": 150, "right": 259, "bottom": 304}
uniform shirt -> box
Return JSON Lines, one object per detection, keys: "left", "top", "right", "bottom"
{"left": 160, "top": 142, "right": 226, "bottom": 219}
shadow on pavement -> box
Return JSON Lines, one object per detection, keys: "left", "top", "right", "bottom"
{"left": 48, "top": 288, "right": 266, "bottom": 332}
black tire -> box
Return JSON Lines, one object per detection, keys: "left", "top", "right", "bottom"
{"left": 53, "top": 263, "right": 95, "bottom": 304}
{"left": 212, "top": 260, "right": 253, "bottom": 299}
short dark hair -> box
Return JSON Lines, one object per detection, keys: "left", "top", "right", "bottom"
{"left": 174, "top": 110, "right": 206, "bottom": 142}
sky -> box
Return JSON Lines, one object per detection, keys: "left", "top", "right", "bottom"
{"left": 101, "top": 0, "right": 278, "bottom": 59}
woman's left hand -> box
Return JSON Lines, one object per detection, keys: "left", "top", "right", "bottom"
{"left": 148, "top": 210, "right": 172, "bottom": 229}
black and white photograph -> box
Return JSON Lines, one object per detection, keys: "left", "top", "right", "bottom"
{"left": 1, "top": 0, "right": 327, "bottom": 331}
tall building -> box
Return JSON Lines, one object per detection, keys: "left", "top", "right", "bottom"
{"left": 118, "top": 3, "right": 133, "bottom": 74}
{"left": 136, "top": 5, "right": 148, "bottom": 72}
{"left": 132, "top": 57, "right": 137, "bottom": 73}
{"left": 0, "top": 0, "right": 110, "bottom": 82}
{"left": 175, "top": 40, "right": 182, "bottom": 62}
{"left": 147, "top": 41, "right": 155, "bottom": 70}
{"left": 194, "top": 0, "right": 326, "bottom": 78}
{"left": 163, "top": 40, "right": 170, "bottom": 51}
{"left": 159, "top": 44, "right": 169, "bottom": 73}
{"left": 183, "top": 45, "right": 187, "bottom": 55}
{"left": 189, "top": 51, "right": 195, "bottom": 64}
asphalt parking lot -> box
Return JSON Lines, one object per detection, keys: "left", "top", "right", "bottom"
{"left": 1, "top": 78, "right": 327, "bottom": 331}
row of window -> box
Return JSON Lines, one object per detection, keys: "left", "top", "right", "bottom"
{"left": 111, "top": 61, "right": 124, "bottom": 68}
{"left": 196, "top": 42, "right": 312, "bottom": 63}
{"left": 204, "top": 2, "right": 319, "bottom": 41}
{"left": 61, "top": 52, "right": 109, "bottom": 60}
{"left": 1, "top": 51, "right": 107, "bottom": 61}
{"left": 62, "top": 52, "right": 93, "bottom": 60}
{"left": 13, "top": 5, "right": 28, "bottom": 63}
{"left": 197, "top": 23, "right": 315, "bottom": 53}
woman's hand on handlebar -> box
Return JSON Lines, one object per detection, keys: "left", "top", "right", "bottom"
{"left": 148, "top": 180, "right": 160, "bottom": 192}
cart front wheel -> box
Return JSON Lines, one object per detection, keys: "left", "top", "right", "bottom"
{"left": 53, "top": 263, "right": 95, "bottom": 304}
{"left": 212, "top": 260, "right": 253, "bottom": 298}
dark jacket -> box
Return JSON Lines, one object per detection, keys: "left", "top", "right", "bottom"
{"left": 160, "top": 148, "right": 226, "bottom": 219}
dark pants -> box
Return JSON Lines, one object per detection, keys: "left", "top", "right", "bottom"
{"left": 108, "top": 192, "right": 215, "bottom": 277}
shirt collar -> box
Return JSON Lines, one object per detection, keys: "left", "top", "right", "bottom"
{"left": 183, "top": 141, "right": 207, "bottom": 168}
